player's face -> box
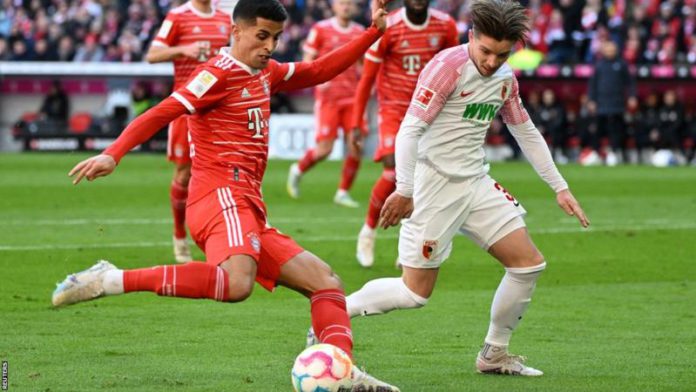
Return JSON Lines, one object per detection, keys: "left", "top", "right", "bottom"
{"left": 332, "top": 0, "right": 354, "bottom": 20}
{"left": 468, "top": 30, "right": 514, "bottom": 77}
{"left": 405, "top": 0, "right": 428, "bottom": 14}
{"left": 232, "top": 17, "right": 284, "bottom": 69}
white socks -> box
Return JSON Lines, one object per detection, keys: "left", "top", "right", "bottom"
{"left": 485, "top": 262, "right": 546, "bottom": 347}
{"left": 347, "top": 277, "right": 428, "bottom": 317}
{"left": 103, "top": 269, "right": 124, "bottom": 295}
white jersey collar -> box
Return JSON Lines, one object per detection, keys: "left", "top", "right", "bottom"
{"left": 187, "top": 1, "right": 216, "bottom": 18}
{"left": 220, "top": 47, "right": 260, "bottom": 75}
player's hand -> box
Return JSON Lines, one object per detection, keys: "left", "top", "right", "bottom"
{"left": 179, "top": 42, "right": 203, "bottom": 59}
{"left": 556, "top": 189, "right": 590, "bottom": 228}
{"left": 371, "top": 0, "right": 391, "bottom": 32}
{"left": 68, "top": 154, "right": 117, "bottom": 185}
{"left": 379, "top": 192, "right": 413, "bottom": 229}
{"left": 347, "top": 128, "right": 364, "bottom": 157}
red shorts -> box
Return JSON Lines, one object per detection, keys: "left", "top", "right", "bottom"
{"left": 374, "top": 113, "right": 404, "bottom": 161}
{"left": 167, "top": 115, "right": 191, "bottom": 165}
{"left": 186, "top": 187, "right": 304, "bottom": 291}
{"left": 314, "top": 101, "right": 365, "bottom": 143}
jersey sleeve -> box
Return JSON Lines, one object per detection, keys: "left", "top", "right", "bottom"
{"left": 171, "top": 64, "right": 229, "bottom": 114}
{"left": 302, "top": 25, "right": 322, "bottom": 56}
{"left": 271, "top": 26, "right": 383, "bottom": 93}
{"left": 152, "top": 12, "right": 179, "bottom": 47}
{"left": 405, "top": 58, "right": 460, "bottom": 125}
{"left": 364, "top": 31, "right": 388, "bottom": 63}
{"left": 499, "top": 75, "right": 530, "bottom": 126}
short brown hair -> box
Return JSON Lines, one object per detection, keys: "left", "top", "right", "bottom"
{"left": 469, "top": 0, "right": 529, "bottom": 43}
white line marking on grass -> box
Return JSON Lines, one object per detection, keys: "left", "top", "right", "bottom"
{"left": 1, "top": 222, "right": 695, "bottom": 251}
{"left": 3, "top": 217, "right": 365, "bottom": 226}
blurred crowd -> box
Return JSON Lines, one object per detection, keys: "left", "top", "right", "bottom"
{"left": 3, "top": 0, "right": 696, "bottom": 65}
{"left": 486, "top": 82, "right": 696, "bottom": 166}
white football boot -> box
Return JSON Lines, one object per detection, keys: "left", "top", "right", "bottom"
{"left": 305, "top": 327, "right": 319, "bottom": 348}
{"left": 287, "top": 163, "right": 302, "bottom": 199}
{"left": 52, "top": 260, "right": 116, "bottom": 307}
{"left": 476, "top": 343, "right": 543, "bottom": 376}
{"left": 350, "top": 366, "right": 401, "bottom": 392}
{"left": 356, "top": 224, "right": 376, "bottom": 268}
{"left": 173, "top": 236, "right": 193, "bottom": 263}
{"left": 334, "top": 190, "right": 360, "bottom": 208}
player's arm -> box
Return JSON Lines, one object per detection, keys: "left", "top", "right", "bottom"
{"left": 302, "top": 26, "right": 320, "bottom": 62}
{"left": 145, "top": 14, "right": 203, "bottom": 63}
{"left": 68, "top": 98, "right": 188, "bottom": 184}
{"left": 380, "top": 59, "right": 458, "bottom": 228}
{"left": 146, "top": 43, "right": 205, "bottom": 63}
{"left": 69, "top": 65, "right": 228, "bottom": 184}
{"left": 272, "top": 0, "right": 388, "bottom": 92}
{"left": 274, "top": 27, "right": 383, "bottom": 92}
{"left": 501, "top": 76, "right": 590, "bottom": 227}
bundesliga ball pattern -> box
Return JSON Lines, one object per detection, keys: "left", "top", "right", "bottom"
{"left": 291, "top": 344, "right": 353, "bottom": 392}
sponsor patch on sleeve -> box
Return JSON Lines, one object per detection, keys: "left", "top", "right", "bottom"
{"left": 157, "top": 20, "right": 173, "bottom": 39}
{"left": 413, "top": 86, "right": 435, "bottom": 110}
{"left": 186, "top": 70, "right": 218, "bottom": 98}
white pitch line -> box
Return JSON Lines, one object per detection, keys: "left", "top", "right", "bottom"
{"left": 0, "top": 223, "right": 695, "bottom": 252}
{"left": 2, "top": 217, "right": 365, "bottom": 226}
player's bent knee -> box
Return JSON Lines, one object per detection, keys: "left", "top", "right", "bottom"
{"left": 227, "top": 280, "right": 254, "bottom": 302}
{"left": 305, "top": 266, "right": 344, "bottom": 293}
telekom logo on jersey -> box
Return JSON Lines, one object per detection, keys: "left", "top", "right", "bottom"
{"left": 247, "top": 107, "right": 267, "bottom": 138}
{"left": 402, "top": 55, "right": 421, "bottom": 75}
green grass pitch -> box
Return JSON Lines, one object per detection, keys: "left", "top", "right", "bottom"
{"left": 1, "top": 153, "right": 695, "bottom": 391}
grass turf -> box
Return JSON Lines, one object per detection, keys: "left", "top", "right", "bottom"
{"left": 1, "top": 152, "right": 695, "bottom": 391}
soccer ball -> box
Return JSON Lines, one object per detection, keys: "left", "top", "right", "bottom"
{"left": 291, "top": 344, "right": 353, "bottom": 392}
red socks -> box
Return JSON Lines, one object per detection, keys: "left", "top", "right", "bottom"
{"left": 311, "top": 289, "right": 353, "bottom": 358}
{"left": 123, "top": 262, "right": 229, "bottom": 301}
{"left": 298, "top": 149, "right": 318, "bottom": 173}
{"left": 339, "top": 155, "right": 361, "bottom": 192}
{"left": 365, "top": 169, "right": 396, "bottom": 228}
{"left": 170, "top": 180, "right": 188, "bottom": 239}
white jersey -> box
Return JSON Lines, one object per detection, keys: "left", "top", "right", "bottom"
{"left": 395, "top": 44, "right": 568, "bottom": 197}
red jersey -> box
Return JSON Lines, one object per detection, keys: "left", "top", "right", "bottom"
{"left": 364, "top": 8, "right": 458, "bottom": 119}
{"left": 105, "top": 27, "right": 383, "bottom": 215}
{"left": 152, "top": 2, "right": 231, "bottom": 89}
{"left": 303, "top": 17, "right": 364, "bottom": 106}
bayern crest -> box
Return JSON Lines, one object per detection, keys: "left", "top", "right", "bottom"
{"left": 248, "top": 232, "right": 261, "bottom": 252}
{"left": 429, "top": 35, "right": 440, "bottom": 47}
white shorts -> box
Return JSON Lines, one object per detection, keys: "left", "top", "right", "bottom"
{"left": 398, "top": 162, "right": 527, "bottom": 269}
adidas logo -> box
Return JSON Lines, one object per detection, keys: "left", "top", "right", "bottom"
{"left": 241, "top": 88, "right": 251, "bottom": 98}
{"left": 401, "top": 40, "right": 409, "bottom": 48}
{"left": 193, "top": 26, "right": 201, "bottom": 33}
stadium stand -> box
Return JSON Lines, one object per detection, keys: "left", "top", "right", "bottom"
{"left": 2, "top": 0, "right": 696, "bottom": 164}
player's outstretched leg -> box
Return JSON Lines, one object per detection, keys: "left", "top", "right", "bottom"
{"left": 357, "top": 167, "right": 395, "bottom": 267}
{"left": 279, "top": 251, "right": 400, "bottom": 392}
{"left": 52, "top": 260, "right": 117, "bottom": 306}
{"left": 52, "top": 260, "right": 232, "bottom": 307}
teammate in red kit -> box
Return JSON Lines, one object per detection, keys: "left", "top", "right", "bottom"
{"left": 351, "top": 0, "right": 459, "bottom": 268}
{"left": 145, "top": 0, "right": 232, "bottom": 263}
{"left": 286, "top": 0, "right": 365, "bottom": 208}
{"left": 53, "top": 0, "right": 399, "bottom": 389}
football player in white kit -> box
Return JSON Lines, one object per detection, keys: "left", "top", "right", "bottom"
{"left": 343, "top": 0, "right": 590, "bottom": 377}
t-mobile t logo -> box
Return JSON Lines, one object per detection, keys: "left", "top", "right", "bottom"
{"left": 247, "top": 107, "right": 267, "bottom": 138}
{"left": 402, "top": 55, "right": 421, "bottom": 75}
